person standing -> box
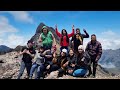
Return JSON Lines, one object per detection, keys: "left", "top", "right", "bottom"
{"left": 71, "top": 28, "right": 89, "bottom": 55}
{"left": 17, "top": 40, "right": 36, "bottom": 79}
{"left": 39, "top": 26, "right": 56, "bottom": 50}
{"left": 85, "top": 34, "right": 102, "bottom": 78}
{"left": 55, "top": 25, "right": 74, "bottom": 53}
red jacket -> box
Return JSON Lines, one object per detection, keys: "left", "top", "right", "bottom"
{"left": 56, "top": 28, "right": 74, "bottom": 47}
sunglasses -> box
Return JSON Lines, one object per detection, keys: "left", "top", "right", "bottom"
{"left": 78, "top": 49, "right": 83, "bottom": 50}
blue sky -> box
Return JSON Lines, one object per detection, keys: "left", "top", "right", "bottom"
{"left": 0, "top": 11, "right": 120, "bottom": 49}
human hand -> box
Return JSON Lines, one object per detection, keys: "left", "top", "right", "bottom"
{"left": 55, "top": 24, "right": 57, "bottom": 29}
{"left": 71, "top": 64, "right": 75, "bottom": 67}
{"left": 46, "top": 65, "right": 50, "bottom": 69}
{"left": 83, "top": 29, "right": 86, "bottom": 32}
{"left": 23, "top": 49, "right": 27, "bottom": 53}
{"left": 72, "top": 25, "right": 74, "bottom": 29}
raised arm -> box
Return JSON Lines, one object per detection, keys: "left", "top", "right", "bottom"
{"left": 38, "top": 34, "right": 42, "bottom": 43}
{"left": 82, "top": 29, "right": 89, "bottom": 38}
{"left": 68, "top": 25, "right": 75, "bottom": 38}
{"left": 55, "top": 25, "right": 61, "bottom": 37}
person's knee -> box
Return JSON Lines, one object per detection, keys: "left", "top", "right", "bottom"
{"left": 73, "top": 69, "right": 87, "bottom": 77}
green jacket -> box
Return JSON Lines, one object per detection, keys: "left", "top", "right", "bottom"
{"left": 41, "top": 31, "right": 53, "bottom": 47}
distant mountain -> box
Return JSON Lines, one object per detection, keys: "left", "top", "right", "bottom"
{"left": 99, "top": 49, "right": 120, "bottom": 75}
{"left": 30, "top": 22, "right": 60, "bottom": 46}
{"left": 0, "top": 45, "right": 13, "bottom": 55}
{"left": 14, "top": 45, "right": 25, "bottom": 52}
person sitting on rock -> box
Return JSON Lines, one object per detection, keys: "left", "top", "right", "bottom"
{"left": 47, "top": 49, "right": 69, "bottom": 78}
{"left": 66, "top": 48, "right": 77, "bottom": 76}
{"left": 44, "top": 45, "right": 60, "bottom": 75}
{"left": 40, "top": 46, "right": 56, "bottom": 77}
{"left": 29, "top": 45, "right": 45, "bottom": 79}
{"left": 72, "top": 45, "right": 90, "bottom": 77}
{"left": 39, "top": 26, "right": 56, "bottom": 50}
{"left": 17, "top": 40, "right": 36, "bottom": 79}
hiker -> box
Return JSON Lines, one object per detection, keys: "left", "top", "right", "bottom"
{"left": 17, "top": 40, "right": 36, "bottom": 79}
{"left": 29, "top": 45, "right": 45, "bottom": 79}
{"left": 48, "top": 49, "right": 69, "bottom": 77}
{"left": 72, "top": 45, "right": 90, "bottom": 77}
{"left": 66, "top": 48, "right": 77, "bottom": 76}
{"left": 39, "top": 26, "right": 56, "bottom": 50}
{"left": 71, "top": 28, "right": 89, "bottom": 55}
{"left": 55, "top": 25, "right": 74, "bottom": 53}
{"left": 45, "top": 46, "right": 59, "bottom": 74}
{"left": 85, "top": 34, "right": 102, "bottom": 78}
{"left": 40, "top": 46, "right": 56, "bottom": 77}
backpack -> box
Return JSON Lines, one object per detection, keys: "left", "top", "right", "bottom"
{"left": 41, "top": 31, "right": 53, "bottom": 46}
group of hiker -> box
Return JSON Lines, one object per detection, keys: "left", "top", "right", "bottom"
{"left": 17, "top": 25, "right": 102, "bottom": 79}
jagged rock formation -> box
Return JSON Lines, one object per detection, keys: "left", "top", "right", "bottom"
{"left": 30, "top": 22, "right": 60, "bottom": 46}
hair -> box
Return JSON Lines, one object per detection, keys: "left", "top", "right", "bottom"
{"left": 69, "top": 48, "right": 74, "bottom": 52}
{"left": 61, "top": 29, "right": 69, "bottom": 44}
{"left": 76, "top": 28, "right": 81, "bottom": 34}
{"left": 76, "top": 28, "right": 80, "bottom": 31}
{"left": 37, "top": 45, "right": 44, "bottom": 50}
{"left": 91, "top": 34, "right": 96, "bottom": 37}
{"left": 42, "top": 26, "right": 49, "bottom": 34}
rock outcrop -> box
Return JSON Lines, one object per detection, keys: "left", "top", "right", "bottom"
{"left": 30, "top": 22, "right": 60, "bottom": 46}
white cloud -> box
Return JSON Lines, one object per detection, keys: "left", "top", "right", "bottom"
{"left": 0, "top": 11, "right": 34, "bottom": 24}
{"left": 99, "top": 62, "right": 116, "bottom": 68}
{"left": 0, "top": 15, "right": 29, "bottom": 48}
{"left": 0, "top": 34, "right": 28, "bottom": 48}
{"left": 6, "top": 34, "right": 27, "bottom": 48}
{"left": 9, "top": 11, "right": 33, "bottom": 24}
{"left": 0, "top": 16, "right": 18, "bottom": 35}
{"left": 83, "top": 30, "right": 120, "bottom": 50}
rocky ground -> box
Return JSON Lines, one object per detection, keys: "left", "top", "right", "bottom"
{"left": 0, "top": 52, "right": 120, "bottom": 79}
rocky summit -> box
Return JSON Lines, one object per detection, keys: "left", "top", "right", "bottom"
{"left": 0, "top": 23, "right": 120, "bottom": 79}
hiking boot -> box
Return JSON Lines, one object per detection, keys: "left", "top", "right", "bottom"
{"left": 86, "top": 73, "right": 92, "bottom": 77}
{"left": 25, "top": 76, "right": 29, "bottom": 79}
{"left": 91, "top": 75, "right": 96, "bottom": 78}
{"left": 40, "top": 77, "right": 44, "bottom": 79}
{"left": 29, "top": 77, "right": 32, "bottom": 79}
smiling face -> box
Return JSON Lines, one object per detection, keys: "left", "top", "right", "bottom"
{"left": 27, "top": 42, "right": 33, "bottom": 48}
{"left": 78, "top": 48, "right": 83, "bottom": 54}
{"left": 91, "top": 34, "right": 96, "bottom": 43}
{"left": 61, "top": 51, "right": 66, "bottom": 57}
{"left": 43, "top": 28, "right": 48, "bottom": 34}
{"left": 76, "top": 29, "right": 80, "bottom": 34}
{"left": 69, "top": 49, "right": 74, "bottom": 56}
{"left": 62, "top": 29, "right": 67, "bottom": 36}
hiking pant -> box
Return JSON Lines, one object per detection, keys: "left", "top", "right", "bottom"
{"left": 17, "top": 61, "right": 32, "bottom": 79}
{"left": 88, "top": 58, "right": 98, "bottom": 77}
{"left": 73, "top": 68, "right": 87, "bottom": 77}
{"left": 49, "top": 64, "right": 59, "bottom": 73}
{"left": 30, "top": 63, "right": 45, "bottom": 79}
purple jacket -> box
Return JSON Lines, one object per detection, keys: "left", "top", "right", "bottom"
{"left": 85, "top": 40, "right": 102, "bottom": 61}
